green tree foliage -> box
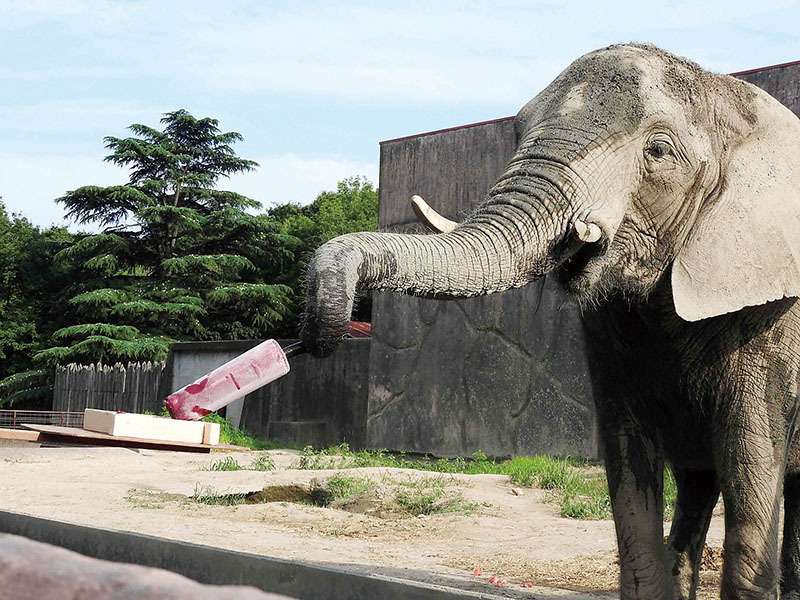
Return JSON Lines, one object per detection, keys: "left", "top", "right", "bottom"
{"left": 0, "top": 201, "right": 75, "bottom": 406}
{"left": 36, "top": 110, "right": 297, "bottom": 367}
{"left": 269, "top": 176, "right": 378, "bottom": 326}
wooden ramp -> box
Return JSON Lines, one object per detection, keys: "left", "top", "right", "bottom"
{"left": 19, "top": 425, "right": 248, "bottom": 453}
{"left": 0, "top": 428, "right": 41, "bottom": 442}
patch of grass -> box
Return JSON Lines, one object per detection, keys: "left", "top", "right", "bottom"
{"left": 203, "top": 452, "right": 276, "bottom": 472}
{"left": 561, "top": 492, "right": 611, "bottom": 519}
{"left": 530, "top": 461, "right": 677, "bottom": 521}
{"left": 193, "top": 484, "right": 247, "bottom": 506}
{"left": 309, "top": 474, "right": 374, "bottom": 507}
{"left": 394, "top": 478, "right": 476, "bottom": 516}
{"left": 395, "top": 488, "right": 445, "bottom": 515}
{"left": 295, "top": 444, "right": 678, "bottom": 521}
{"left": 395, "top": 475, "right": 448, "bottom": 489}
{"left": 499, "top": 455, "right": 611, "bottom": 519}
{"left": 504, "top": 455, "right": 581, "bottom": 488}
{"left": 206, "top": 456, "right": 243, "bottom": 471}
{"left": 664, "top": 466, "right": 677, "bottom": 518}
{"left": 327, "top": 474, "right": 374, "bottom": 500}
{"left": 297, "top": 444, "right": 496, "bottom": 473}
{"left": 200, "top": 413, "right": 288, "bottom": 450}
{"left": 298, "top": 443, "right": 364, "bottom": 469}
{"left": 127, "top": 498, "right": 164, "bottom": 509}
{"left": 556, "top": 474, "right": 612, "bottom": 520}
{"left": 250, "top": 452, "right": 276, "bottom": 471}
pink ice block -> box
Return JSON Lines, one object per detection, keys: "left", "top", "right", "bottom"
{"left": 164, "top": 339, "right": 290, "bottom": 420}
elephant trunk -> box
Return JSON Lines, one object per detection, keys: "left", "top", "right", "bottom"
{"left": 301, "top": 184, "right": 585, "bottom": 356}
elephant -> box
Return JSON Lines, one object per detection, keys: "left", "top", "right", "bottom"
{"left": 300, "top": 43, "right": 800, "bottom": 599}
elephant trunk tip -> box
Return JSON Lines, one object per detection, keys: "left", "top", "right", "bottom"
{"left": 299, "top": 312, "right": 349, "bottom": 358}
{"left": 301, "top": 254, "right": 360, "bottom": 358}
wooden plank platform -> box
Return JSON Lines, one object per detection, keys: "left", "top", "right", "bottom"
{"left": 21, "top": 425, "right": 248, "bottom": 453}
{"left": 0, "top": 428, "right": 42, "bottom": 442}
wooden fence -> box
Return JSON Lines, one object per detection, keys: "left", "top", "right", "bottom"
{"left": 53, "top": 362, "right": 165, "bottom": 414}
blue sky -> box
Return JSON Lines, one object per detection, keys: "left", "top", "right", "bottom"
{"left": 1, "top": 0, "right": 798, "bottom": 229}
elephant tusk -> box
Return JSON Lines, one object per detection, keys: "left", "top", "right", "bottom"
{"left": 410, "top": 195, "right": 458, "bottom": 234}
{"left": 573, "top": 219, "right": 602, "bottom": 243}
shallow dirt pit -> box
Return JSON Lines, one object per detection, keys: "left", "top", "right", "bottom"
{"left": 0, "top": 444, "right": 726, "bottom": 598}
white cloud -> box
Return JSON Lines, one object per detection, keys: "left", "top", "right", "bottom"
{"left": 0, "top": 100, "right": 160, "bottom": 134}
{"left": 228, "top": 154, "right": 379, "bottom": 208}
{"left": 154, "top": 1, "right": 800, "bottom": 104}
{"left": 0, "top": 0, "right": 145, "bottom": 29}
{"left": 0, "top": 151, "right": 121, "bottom": 228}
{"left": 3, "top": 1, "right": 798, "bottom": 108}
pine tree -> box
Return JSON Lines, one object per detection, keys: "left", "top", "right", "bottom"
{"left": 36, "top": 109, "right": 296, "bottom": 367}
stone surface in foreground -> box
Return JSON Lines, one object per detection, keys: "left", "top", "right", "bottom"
{"left": 0, "top": 533, "right": 293, "bottom": 600}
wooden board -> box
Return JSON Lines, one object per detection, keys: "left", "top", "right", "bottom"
{"left": 83, "top": 409, "right": 220, "bottom": 445}
{"left": 22, "top": 425, "right": 247, "bottom": 454}
{"left": 0, "top": 428, "right": 41, "bottom": 442}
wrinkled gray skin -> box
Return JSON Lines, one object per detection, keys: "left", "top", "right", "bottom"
{"left": 301, "top": 44, "right": 800, "bottom": 599}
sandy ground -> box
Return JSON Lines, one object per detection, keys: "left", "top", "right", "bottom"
{"left": 0, "top": 442, "right": 727, "bottom": 598}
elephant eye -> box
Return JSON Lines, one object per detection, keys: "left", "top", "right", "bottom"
{"left": 646, "top": 140, "right": 673, "bottom": 160}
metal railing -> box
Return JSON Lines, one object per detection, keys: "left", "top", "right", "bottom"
{"left": 0, "top": 410, "right": 84, "bottom": 430}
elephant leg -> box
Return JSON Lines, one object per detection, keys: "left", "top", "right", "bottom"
{"left": 603, "top": 424, "right": 673, "bottom": 599}
{"left": 665, "top": 468, "right": 719, "bottom": 600}
{"left": 781, "top": 472, "right": 800, "bottom": 599}
{"left": 717, "top": 430, "right": 784, "bottom": 599}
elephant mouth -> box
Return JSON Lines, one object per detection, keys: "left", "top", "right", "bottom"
{"left": 558, "top": 237, "right": 609, "bottom": 291}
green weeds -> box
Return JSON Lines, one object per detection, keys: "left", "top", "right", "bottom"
{"left": 664, "top": 466, "right": 677, "bottom": 517}
{"left": 393, "top": 476, "right": 476, "bottom": 516}
{"left": 194, "top": 441, "right": 678, "bottom": 521}
{"left": 193, "top": 484, "right": 248, "bottom": 505}
{"left": 250, "top": 452, "right": 276, "bottom": 471}
{"left": 296, "top": 444, "right": 678, "bottom": 521}
{"left": 200, "top": 413, "right": 288, "bottom": 450}
{"left": 204, "top": 452, "right": 276, "bottom": 472}
{"left": 206, "top": 456, "right": 242, "bottom": 471}
{"left": 309, "top": 474, "right": 374, "bottom": 507}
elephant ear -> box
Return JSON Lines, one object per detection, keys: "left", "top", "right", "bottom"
{"left": 672, "top": 91, "right": 800, "bottom": 322}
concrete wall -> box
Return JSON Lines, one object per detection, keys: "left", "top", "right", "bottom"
{"left": 734, "top": 61, "right": 800, "bottom": 117}
{"left": 240, "top": 339, "right": 369, "bottom": 449}
{"left": 368, "top": 120, "right": 598, "bottom": 458}
{"left": 160, "top": 339, "right": 369, "bottom": 448}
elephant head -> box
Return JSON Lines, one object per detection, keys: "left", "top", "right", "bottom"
{"left": 302, "top": 43, "right": 800, "bottom": 357}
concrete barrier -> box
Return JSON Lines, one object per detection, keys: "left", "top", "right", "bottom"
{"left": 0, "top": 510, "right": 589, "bottom": 599}
{"left": 0, "top": 533, "right": 287, "bottom": 599}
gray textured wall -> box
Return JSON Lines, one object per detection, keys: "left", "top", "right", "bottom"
{"left": 368, "top": 120, "right": 598, "bottom": 458}
{"left": 161, "top": 340, "right": 369, "bottom": 447}
{"left": 240, "top": 339, "right": 369, "bottom": 448}
{"left": 734, "top": 61, "right": 800, "bottom": 117}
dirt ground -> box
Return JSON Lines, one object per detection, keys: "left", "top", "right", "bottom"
{"left": 0, "top": 442, "right": 727, "bottom": 598}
